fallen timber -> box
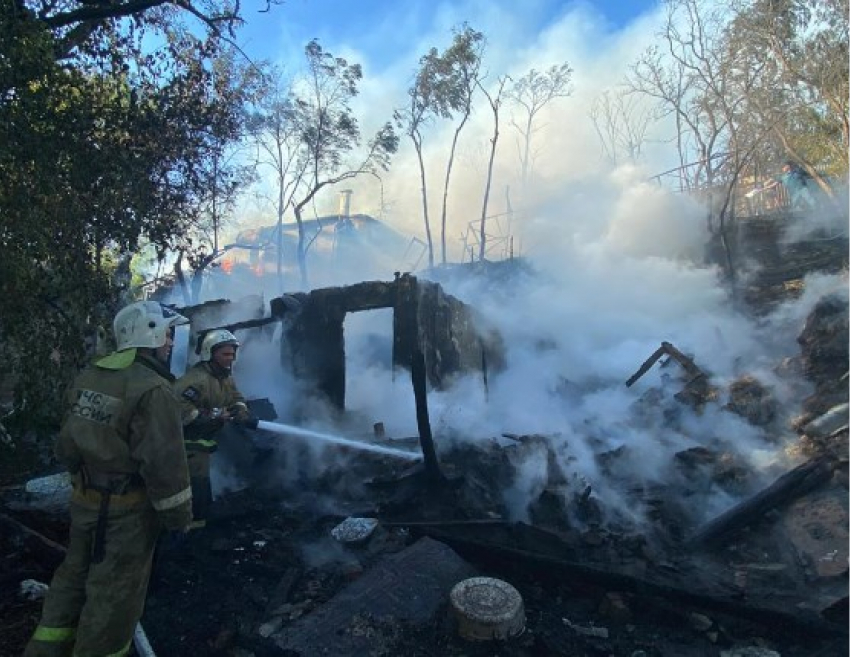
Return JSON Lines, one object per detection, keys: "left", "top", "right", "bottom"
{"left": 687, "top": 455, "right": 837, "bottom": 548}
{"left": 0, "top": 511, "right": 65, "bottom": 569}
{"left": 625, "top": 341, "right": 707, "bottom": 388}
{"left": 409, "top": 521, "right": 847, "bottom": 639}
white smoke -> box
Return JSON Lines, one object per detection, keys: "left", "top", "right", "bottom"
{"left": 171, "top": 2, "right": 849, "bottom": 532}
{"left": 337, "top": 167, "right": 846, "bottom": 529}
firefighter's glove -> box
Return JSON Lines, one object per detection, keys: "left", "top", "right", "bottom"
{"left": 186, "top": 410, "right": 226, "bottom": 437}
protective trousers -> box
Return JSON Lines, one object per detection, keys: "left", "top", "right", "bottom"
{"left": 24, "top": 499, "right": 160, "bottom": 657}
{"left": 186, "top": 451, "right": 212, "bottom": 529}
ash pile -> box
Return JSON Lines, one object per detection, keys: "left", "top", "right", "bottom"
{"left": 2, "top": 269, "right": 847, "bottom": 657}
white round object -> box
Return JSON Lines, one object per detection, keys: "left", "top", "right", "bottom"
{"left": 450, "top": 576, "right": 526, "bottom": 641}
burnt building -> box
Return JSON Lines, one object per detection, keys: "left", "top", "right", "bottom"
{"left": 177, "top": 275, "right": 504, "bottom": 412}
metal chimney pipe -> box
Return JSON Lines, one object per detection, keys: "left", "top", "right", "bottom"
{"left": 338, "top": 189, "right": 353, "bottom": 218}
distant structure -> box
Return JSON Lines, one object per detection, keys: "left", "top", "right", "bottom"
{"left": 220, "top": 191, "right": 415, "bottom": 285}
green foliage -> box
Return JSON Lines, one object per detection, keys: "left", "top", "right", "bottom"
{"left": 170, "top": 46, "right": 263, "bottom": 305}
{"left": 395, "top": 24, "right": 487, "bottom": 267}
{"left": 727, "top": 0, "right": 848, "bottom": 177}
{"left": 0, "top": 5, "right": 254, "bottom": 431}
{"left": 631, "top": 0, "right": 848, "bottom": 196}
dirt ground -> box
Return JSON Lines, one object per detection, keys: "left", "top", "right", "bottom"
{"left": 1, "top": 475, "right": 846, "bottom": 657}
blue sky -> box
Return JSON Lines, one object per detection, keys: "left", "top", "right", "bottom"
{"left": 236, "top": 0, "right": 661, "bottom": 72}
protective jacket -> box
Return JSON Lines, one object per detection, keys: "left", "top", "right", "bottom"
{"left": 174, "top": 361, "right": 248, "bottom": 453}
{"left": 56, "top": 352, "right": 193, "bottom": 526}
{"left": 174, "top": 361, "right": 250, "bottom": 528}
{"left": 25, "top": 351, "right": 192, "bottom": 657}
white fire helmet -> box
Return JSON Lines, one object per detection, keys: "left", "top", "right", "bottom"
{"left": 113, "top": 301, "right": 189, "bottom": 351}
{"left": 199, "top": 329, "right": 240, "bottom": 362}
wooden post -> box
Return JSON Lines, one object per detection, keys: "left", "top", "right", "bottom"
{"left": 411, "top": 349, "right": 443, "bottom": 483}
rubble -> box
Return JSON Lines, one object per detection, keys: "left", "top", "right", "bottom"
{"left": 725, "top": 376, "right": 777, "bottom": 427}
{"left": 1, "top": 265, "right": 847, "bottom": 656}
{"left": 330, "top": 517, "right": 379, "bottom": 544}
{"left": 19, "top": 579, "right": 48, "bottom": 601}
{"left": 271, "top": 537, "right": 476, "bottom": 655}
{"left": 562, "top": 616, "right": 609, "bottom": 639}
{"left": 797, "top": 294, "right": 849, "bottom": 418}
{"left": 625, "top": 340, "right": 718, "bottom": 410}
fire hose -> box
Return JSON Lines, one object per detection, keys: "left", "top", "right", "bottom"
{"left": 133, "top": 623, "right": 157, "bottom": 657}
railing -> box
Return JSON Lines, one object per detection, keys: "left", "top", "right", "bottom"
{"left": 648, "top": 152, "right": 731, "bottom": 193}
{"left": 460, "top": 210, "right": 516, "bottom": 263}
{"left": 647, "top": 154, "right": 812, "bottom": 220}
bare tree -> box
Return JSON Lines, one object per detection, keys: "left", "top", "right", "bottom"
{"left": 589, "top": 88, "right": 655, "bottom": 166}
{"left": 395, "top": 67, "right": 436, "bottom": 269}
{"left": 396, "top": 29, "right": 481, "bottom": 268}
{"left": 628, "top": 6, "right": 731, "bottom": 194}
{"left": 172, "top": 46, "right": 260, "bottom": 303}
{"left": 173, "top": 144, "right": 255, "bottom": 305}
{"left": 478, "top": 75, "right": 509, "bottom": 261}
{"left": 249, "top": 70, "right": 306, "bottom": 292}
{"left": 289, "top": 40, "right": 398, "bottom": 287}
{"left": 436, "top": 25, "right": 485, "bottom": 265}
{"left": 506, "top": 63, "right": 573, "bottom": 186}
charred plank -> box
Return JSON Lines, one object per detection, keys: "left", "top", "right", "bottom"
{"left": 626, "top": 341, "right": 706, "bottom": 387}
{"left": 416, "top": 523, "right": 846, "bottom": 639}
{"left": 687, "top": 456, "right": 836, "bottom": 549}
{"left": 0, "top": 511, "right": 66, "bottom": 567}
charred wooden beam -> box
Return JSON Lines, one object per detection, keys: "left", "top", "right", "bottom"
{"left": 0, "top": 512, "right": 66, "bottom": 566}
{"left": 626, "top": 341, "right": 706, "bottom": 387}
{"left": 625, "top": 344, "right": 667, "bottom": 387}
{"left": 411, "top": 350, "right": 443, "bottom": 483}
{"left": 416, "top": 524, "right": 846, "bottom": 639}
{"left": 309, "top": 281, "right": 397, "bottom": 313}
{"left": 217, "top": 316, "right": 280, "bottom": 333}
{"left": 687, "top": 456, "right": 836, "bottom": 549}
{"left": 661, "top": 341, "right": 704, "bottom": 380}
{"left": 270, "top": 294, "right": 305, "bottom": 318}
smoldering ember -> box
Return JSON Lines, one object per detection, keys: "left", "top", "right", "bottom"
{"left": 1, "top": 209, "right": 848, "bottom": 657}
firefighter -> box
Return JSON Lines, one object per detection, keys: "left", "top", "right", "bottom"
{"left": 25, "top": 301, "right": 193, "bottom": 657}
{"left": 174, "top": 329, "right": 258, "bottom": 529}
